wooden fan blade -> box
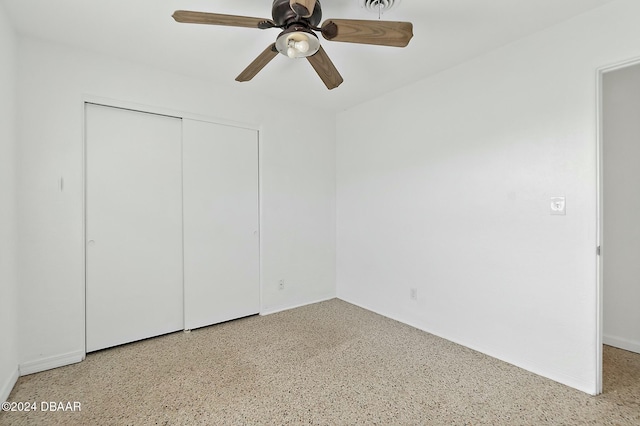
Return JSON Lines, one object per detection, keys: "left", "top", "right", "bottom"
{"left": 236, "top": 44, "right": 279, "bottom": 82}
{"left": 321, "top": 19, "right": 413, "bottom": 47}
{"left": 307, "top": 46, "right": 343, "bottom": 90}
{"left": 289, "top": 0, "right": 316, "bottom": 18}
{"left": 172, "top": 10, "right": 275, "bottom": 29}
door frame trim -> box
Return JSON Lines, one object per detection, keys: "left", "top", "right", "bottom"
{"left": 82, "top": 95, "right": 261, "bottom": 131}
{"left": 595, "top": 56, "right": 640, "bottom": 395}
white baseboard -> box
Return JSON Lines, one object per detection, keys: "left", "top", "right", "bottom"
{"left": 260, "top": 295, "right": 335, "bottom": 316}
{"left": 337, "top": 296, "right": 598, "bottom": 395}
{"left": 1, "top": 367, "right": 19, "bottom": 402}
{"left": 19, "top": 351, "right": 85, "bottom": 376}
{"left": 604, "top": 334, "right": 640, "bottom": 354}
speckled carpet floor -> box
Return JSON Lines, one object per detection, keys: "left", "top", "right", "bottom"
{"left": 2, "top": 299, "right": 639, "bottom": 425}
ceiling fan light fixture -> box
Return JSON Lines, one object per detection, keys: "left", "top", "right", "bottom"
{"left": 172, "top": 0, "right": 413, "bottom": 89}
{"left": 275, "top": 28, "right": 320, "bottom": 59}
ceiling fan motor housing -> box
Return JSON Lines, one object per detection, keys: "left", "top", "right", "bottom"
{"left": 272, "top": 0, "right": 322, "bottom": 28}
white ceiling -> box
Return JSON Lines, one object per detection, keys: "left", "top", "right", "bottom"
{"left": 1, "top": 0, "right": 618, "bottom": 111}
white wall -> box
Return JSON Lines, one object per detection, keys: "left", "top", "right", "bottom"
{"left": 336, "top": 0, "right": 640, "bottom": 394}
{"left": 603, "top": 63, "right": 640, "bottom": 354}
{"left": 0, "top": 2, "right": 19, "bottom": 402}
{"left": 16, "top": 38, "right": 336, "bottom": 372}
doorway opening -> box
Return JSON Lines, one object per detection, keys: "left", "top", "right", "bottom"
{"left": 597, "top": 59, "right": 640, "bottom": 395}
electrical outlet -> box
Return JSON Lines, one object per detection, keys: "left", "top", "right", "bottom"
{"left": 279, "top": 279, "right": 285, "bottom": 290}
{"left": 410, "top": 288, "right": 417, "bottom": 301}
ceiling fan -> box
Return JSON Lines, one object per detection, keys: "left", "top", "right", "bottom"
{"left": 172, "top": 0, "right": 413, "bottom": 90}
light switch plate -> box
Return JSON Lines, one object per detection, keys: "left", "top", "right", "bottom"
{"left": 550, "top": 197, "right": 566, "bottom": 215}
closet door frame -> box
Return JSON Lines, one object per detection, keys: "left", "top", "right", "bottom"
{"left": 81, "top": 96, "right": 263, "bottom": 354}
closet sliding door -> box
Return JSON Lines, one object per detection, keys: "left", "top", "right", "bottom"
{"left": 182, "top": 119, "right": 259, "bottom": 330}
{"left": 85, "top": 104, "right": 184, "bottom": 352}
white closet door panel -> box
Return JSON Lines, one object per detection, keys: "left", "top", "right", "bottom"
{"left": 86, "top": 104, "right": 184, "bottom": 352}
{"left": 183, "top": 119, "right": 259, "bottom": 330}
